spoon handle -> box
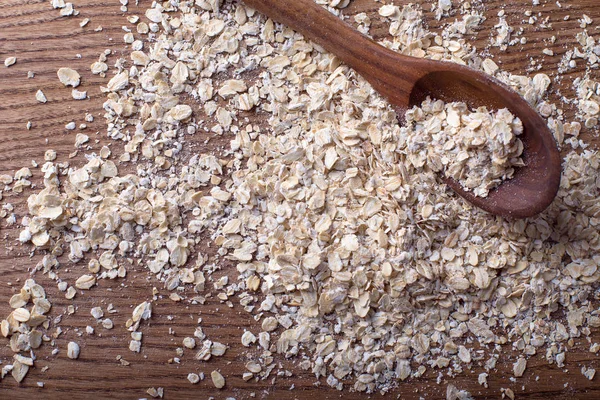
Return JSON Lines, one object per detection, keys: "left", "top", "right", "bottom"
{"left": 243, "top": 0, "right": 419, "bottom": 105}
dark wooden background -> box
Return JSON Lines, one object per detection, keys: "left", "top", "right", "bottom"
{"left": 1, "top": 0, "right": 600, "bottom": 398}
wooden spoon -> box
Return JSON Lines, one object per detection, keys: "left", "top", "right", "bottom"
{"left": 243, "top": 0, "right": 562, "bottom": 219}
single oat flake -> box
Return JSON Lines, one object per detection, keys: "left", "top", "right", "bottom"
{"left": 67, "top": 341, "right": 80, "bottom": 359}
{"left": 57, "top": 67, "right": 80, "bottom": 87}
{"left": 4, "top": 57, "right": 16, "bottom": 67}
{"left": 35, "top": 89, "right": 47, "bottom": 103}
{"left": 211, "top": 370, "right": 225, "bottom": 389}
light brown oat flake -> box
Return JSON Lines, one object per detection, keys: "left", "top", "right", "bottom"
{"left": 75, "top": 274, "right": 96, "bottom": 290}
{"left": 4, "top": 57, "right": 17, "bottom": 67}
{"left": 12, "top": 360, "right": 29, "bottom": 383}
{"left": 513, "top": 357, "right": 527, "bottom": 377}
{"left": 57, "top": 67, "right": 81, "bottom": 87}
{"left": 35, "top": 89, "right": 47, "bottom": 103}
{"left": 211, "top": 370, "right": 225, "bottom": 389}
{"left": 67, "top": 341, "right": 80, "bottom": 359}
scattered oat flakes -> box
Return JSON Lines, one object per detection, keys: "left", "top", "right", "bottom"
{"left": 6, "top": 0, "right": 600, "bottom": 396}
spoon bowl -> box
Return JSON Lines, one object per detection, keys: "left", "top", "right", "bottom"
{"left": 243, "top": 0, "right": 562, "bottom": 218}
{"left": 409, "top": 65, "right": 561, "bottom": 218}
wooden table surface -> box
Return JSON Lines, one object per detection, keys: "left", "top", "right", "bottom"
{"left": 2, "top": 0, "right": 600, "bottom": 399}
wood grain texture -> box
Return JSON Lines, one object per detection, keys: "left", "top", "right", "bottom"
{"left": 1, "top": 0, "right": 600, "bottom": 399}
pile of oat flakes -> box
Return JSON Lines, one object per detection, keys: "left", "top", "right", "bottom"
{"left": 3, "top": 0, "right": 600, "bottom": 396}
{"left": 404, "top": 98, "right": 524, "bottom": 197}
